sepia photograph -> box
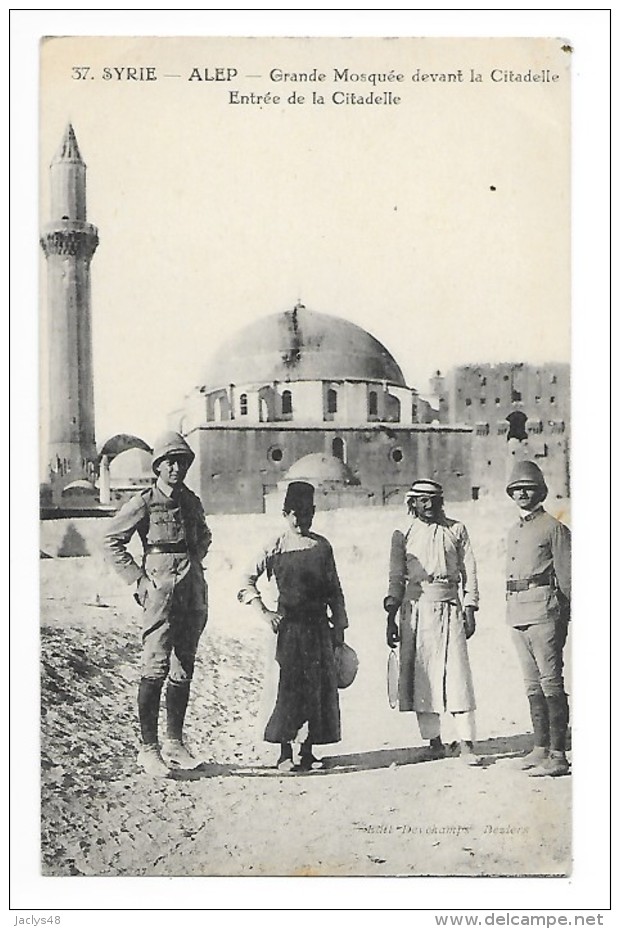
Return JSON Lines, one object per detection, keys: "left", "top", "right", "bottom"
{"left": 9, "top": 8, "right": 611, "bottom": 920}
{"left": 37, "top": 32, "right": 574, "bottom": 879}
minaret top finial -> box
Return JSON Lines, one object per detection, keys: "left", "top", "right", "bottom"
{"left": 51, "top": 124, "right": 84, "bottom": 166}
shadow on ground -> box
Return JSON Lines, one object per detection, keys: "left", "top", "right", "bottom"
{"left": 165, "top": 732, "right": 543, "bottom": 781}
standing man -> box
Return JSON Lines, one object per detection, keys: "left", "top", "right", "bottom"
{"left": 505, "top": 460, "right": 571, "bottom": 777}
{"left": 238, "top": 481, "right": 349, "bottom": 772}
{"left": 104, "top": 431, "right": 212, "bottom": 777}
{"left": 384, "top": 479, "right": 481, "bottom": 764}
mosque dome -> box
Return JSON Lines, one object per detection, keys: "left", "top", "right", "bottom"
{"left": 200, "top": 303, "right": 406, "bottom": 389}
{"left": 285, "top": 453, "right": 359, "bottom": 486}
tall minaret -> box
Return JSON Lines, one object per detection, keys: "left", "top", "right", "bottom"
{"left": 40, "top": 124, "right": 99, "bottom": 503}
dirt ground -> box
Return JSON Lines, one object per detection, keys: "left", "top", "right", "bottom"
{"left": 39, "top": 500, "right": 571, "bottom": 877}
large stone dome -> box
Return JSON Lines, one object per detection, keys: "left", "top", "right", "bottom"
{"left": 200, "top": 303, "right": 406, "bottom": 389}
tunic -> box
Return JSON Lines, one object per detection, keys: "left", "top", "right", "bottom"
{"left": 386, "top": 515, "right": 479, "bottom": 714}
{"left": 505, "top": 507, "right": 571, "bottom": 627}
{"left": 238, "top": 530, "right": 348, "bottom": 744}
{"left": 103, "top": 480, "right": 212, "bottom": 681}
{"left": 505, "top": 506, "right": 571, "bottom": 698}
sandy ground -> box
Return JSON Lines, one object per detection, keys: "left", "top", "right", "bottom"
{"left": 40, "top": 500, "right": 571, "bottom": 877}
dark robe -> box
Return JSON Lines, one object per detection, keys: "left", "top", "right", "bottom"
{"left": 239, "top": 530, "right": 348, "bottom": 744}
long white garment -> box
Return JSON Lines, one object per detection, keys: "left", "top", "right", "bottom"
{"left": 388, "top": 515, "right": 479, "bottom": 715}
{"left": 399, "top": 598, "right": 476, "bottom": 713}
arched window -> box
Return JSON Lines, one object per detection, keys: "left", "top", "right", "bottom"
{"left": 368, "top": 390, "right": 378, "bottom": 416}
{"left": 281, "top": 390, "right": 293, "bottom": 415}
{"left": 332, "top": 437, "right": 345, "bottom": 461}
{"left": 506, "top": 410, "right": 528, "bottom": 441}
{"left": 240, "top": 393, "right": 248, "bottom": 416}
{"left": 327, "top": 388, "right": 338, "bottom": 414}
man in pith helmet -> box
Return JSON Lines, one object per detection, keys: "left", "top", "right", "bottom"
{"left": 384, "top": 479, "right": 481, "bottom": 764}
{"left": 505, "top": 460, "right": 571, "bottom": 777}
{"left": 104, "top": 431, "right": 212, "bottom": 777}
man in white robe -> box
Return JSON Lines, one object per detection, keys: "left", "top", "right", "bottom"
{"left": 384, "top": 479, "right": 481, "bottom": 764}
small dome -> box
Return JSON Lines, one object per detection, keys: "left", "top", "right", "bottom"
{"left": 200, "top": 303, "right": 406, "bottom": 389}
{"left": 109, "top": 447, "right": 153, "bottom": 480}
{"left": 285, "top": 453, "right": 359, "bottom": 486}
{"left": 61, "top": 480, "right": 96, "bottom": 495}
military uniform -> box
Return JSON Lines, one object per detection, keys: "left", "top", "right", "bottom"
{"left": 104, "top": 432, "right": 211, "bottom": 775}
{"left": 505, "top": 460, "right": 571, "bottom": 777}
{"left": 105, "top": 479, "right": 211, "bottom": 682}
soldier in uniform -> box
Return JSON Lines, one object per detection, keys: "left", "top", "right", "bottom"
{"left": 238, "top": 481, "right": 349, "bottom": 772}
{"left": 104, "top": 432, "right": 212, "bottom": 777}
{"left": 384, "top": 479, "right": 481, "bottom": 764}
{"left": 505, "top": 460, "right": 571, "bottom": 777}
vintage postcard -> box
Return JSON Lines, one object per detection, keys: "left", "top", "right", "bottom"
{"left": 37, "top": 34, "right": 575, "bottom": 885}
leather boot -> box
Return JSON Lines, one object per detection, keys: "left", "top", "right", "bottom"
{"left": 514, "top": 693, "right": 549, "bottom": 769}
{"left": 528, "top": 750, "right": 570, "bottom": 777}
{"left": 547, "top": 693, "right": 569, "bottom": 753}
{"left": 137, "top": 678, "right": 163, "bottom": 745}
{"left": 528, "top": 694, "right": 570, "bottom": 777}
{"left": 162, "top": 681, "right": 202, "bottom": 769}
{"left": 166, "top": 680, "right": 191, "bottom": 742}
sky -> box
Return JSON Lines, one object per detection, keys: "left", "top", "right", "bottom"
{"left": 38, "top": 32, "right": 572, "bottom": 448}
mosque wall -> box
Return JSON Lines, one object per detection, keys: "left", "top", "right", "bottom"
{"left": 184, "top": 425, "right": 473, "bottom": 514}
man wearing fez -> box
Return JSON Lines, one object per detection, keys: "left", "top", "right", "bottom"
{"left": 238, "top": 481, "right": 349, "bottom": 771}
{"left": 104, "top": 431, "right": 212, "bottom": 777}
{"left": 384, "top": 479, "right": 481, "bottom": 764}
{"left": 505, "top": 460, "right": 571, "bottom": 777}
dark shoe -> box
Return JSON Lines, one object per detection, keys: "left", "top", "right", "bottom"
{"left": 512, "top": 746, "right": 549, "bottom": 770}
{"left": 528, "top": 751, "right": 570, "bottom": 778}
{"left": 418, "top": 740, "right": 446, "bottom": 761}
{"left": 137, "top": 744, "right": 170, "bottom": 778}
{"left": 296, "top": 753, "right": 325, "bottom": 772}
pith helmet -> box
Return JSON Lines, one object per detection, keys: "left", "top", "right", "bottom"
{"left": 151, "top": 431, "right": 195, "bottom": 474}
{"left": 506, "top": 460, "right": 548, "bottom": 501}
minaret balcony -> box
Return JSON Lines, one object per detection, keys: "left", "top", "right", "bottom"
{"left": 40, "top": 221, "right": 99, "bottom": 258}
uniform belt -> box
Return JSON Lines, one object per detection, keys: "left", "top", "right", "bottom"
{"left": 145, "top": 542, "right": 188, "bottom": 554}
{"left": 506, "top": 575, "right": 554, "bottom": 593}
